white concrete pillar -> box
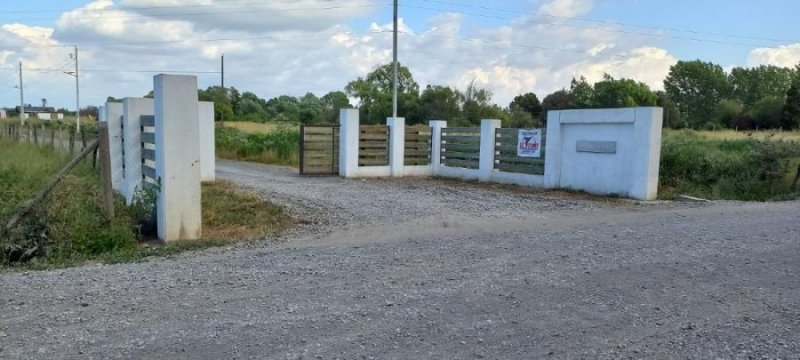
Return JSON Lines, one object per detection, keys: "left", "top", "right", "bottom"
{"left": 630, "top": 107, "right": 664, "bottom": 201}
{"left": 387, "top": 117, "right": 405, "bottom": 177}
{"left": 478, "top": 119, "right": 501, "bottom": 182}
{"left": 104, "top": 102, "right": 124, "bottom": 191}
{"left": 544, "top": 110, "right": 562, "bottom": 189}
{"left": 429, "top": 120, "right": 447, "bottom": 176}
{"left": 154, "top": 74, "right": 202, "bottom": 242}
{"left": 122, "top": 97, "right": 154, "bottom": 204}
{"left": 199, "top": 101, "right": 216, "bottom": 181}
{"left": 339, "top": 108, "right": 360, "bottom": 178}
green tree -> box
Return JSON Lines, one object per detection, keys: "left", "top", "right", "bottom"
{"left": 456, "top": 80, "right": 503, "bottom": 126}
{"left": 656, "top": 91, "right": 683, "bottom": 129}
{"left": 541, "top": 89, "right": 573, "bottom": 125}
{"left": 592, "top": 74, "right": 658, "bottom": 108}
{"left": 569, "top": 77, "right": 593, "bottom": 108}
{"left": 713, "top": 99, "right": 745, "bottom": 129}
{"left": 729, "top": 65, "right": 797, "bottom": 107}
{"left": 509, "top": 92, "right": 542, "bottom": 120}
{"left": 320, "top": 91, "right": 352, "bottom": 124}
{"left": 419, "top": 85, "right": 461, "bottom": 122}
{"left": 236, "top": 91, "right": 268, "bottom": 121}
{"left": 298, "top": 93, "right": 323, "bottom": 124}
{"left": 506, "top": 104, "right": 543, "bottom": 128}
{"left": 782, "top": 81, "right": 800, "bottom": 130}
{"left": 664, "top": 60, "right": 732, "bottom": 129}
{"left": 749, "top": 96, "right": 785, "bottom": 129}
{"left": 345, "top": 63, "right": 420, "bottom": 124}
{"left": 265, "top": 95, "right": 300, "bottom": 122}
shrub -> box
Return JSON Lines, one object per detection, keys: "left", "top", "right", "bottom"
{"left": 215, "top": 125, "right": 300, "bottom": 165}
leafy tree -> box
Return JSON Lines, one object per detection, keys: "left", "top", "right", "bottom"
{"left": 729, "top": 65, "right": 796, "bottom": 107}
{"left": 664, "top": 60, "right": 732, "bottom": 129}
{"left": 782, "top": 81, "right": 800, "bottom": 130}
{"left": 419, "top": 85, "right": 460, "bottom": 122}
{"left": 320, "top": 91, "right": 352, "bottom": 124}
{"left": 569, "top": 77, "right": 593, "bottom": 108}
{"left": 749, "top": 96, "right": 785, "bottom": 129}
{"left": 656, "top": 91, "right": 683, "bottom": 129}
{"left": 506, "top": 104, "right": 543, "bottom": 128}
{"left": 457, "top": 80, "right": 503, "bottom": 126}
{"left": 713, "top": 99, "right": 745, "bottom": 128}
{"left": 541, "top": 89, "right": 573, "bottom": 125}
{"left": 345, "top": 63, "right": 420, "bottom": 124}
{"left": 592, "top": 74, "right": 658, "bottom": 108}
{"left": 265, "top": 95, "right": 300, "bottom": 122}
{"left": 298, "top": 93, "right": 323, "bottom": 124}
{"left": 509, "top": 92, "right": 542, "bottom": 120}
{"left": 236, "top": 91, "right": 268, "bottom": 121}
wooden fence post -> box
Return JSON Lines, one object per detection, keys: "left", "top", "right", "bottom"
{"left": 98, "top": 123, "right": 115, "bottom": 218}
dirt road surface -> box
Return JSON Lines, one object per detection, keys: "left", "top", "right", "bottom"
{"left": 2, "top": 160, "right": 799, "bottom": 359}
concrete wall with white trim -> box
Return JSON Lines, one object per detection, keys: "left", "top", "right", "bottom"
{"left": 544, "top": 107, "right": 663, "bottom": 200}
{"left": 122, "top": 97, "right": 153, "bottom": 204}
{"left": 154, "top": 74, "right": 202, "bottom": 241}
{"left": 338, "top": 108, "right": 662, "bottom": 200}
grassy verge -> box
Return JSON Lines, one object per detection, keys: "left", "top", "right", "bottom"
{"left": 215, "top": 125, "right": 299, "bottom": 166}
{"left": 660, "top": 130, "right": 800, "bottom": 201}
{"left": 1, "top": 140, "right": 293, "bottom": 270}
{"left": 224, "top": 121, "right": 290, "bottom": 134}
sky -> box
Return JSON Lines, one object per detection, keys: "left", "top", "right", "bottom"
{"left": 0, "top": 0, "right": 799, "bottom": 110}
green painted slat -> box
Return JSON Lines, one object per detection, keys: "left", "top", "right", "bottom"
{"left": 140, "top": 115, "right": 155, "bottom": 127}
{"left": 141, "top": 132, "right": 155, "bottom": 144}
{"left": 142, "top": 165, "right": 157, "bottom": 180}
{"left": 142, "top": 149, "right": 156, "bottom": 161}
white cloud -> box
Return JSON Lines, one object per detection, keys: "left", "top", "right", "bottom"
{"left": 748, "top": 44, "right": 800, "bottom": 68}
{"left": 538, "top": 0, "right": 593, "bottom": 17}
{"left": 0, "top": 0, "right": 681, "bottom": 110}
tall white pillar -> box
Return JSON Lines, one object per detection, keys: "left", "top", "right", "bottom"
{"left": 104, "top": 102, "right": 124, "bottom": 191}
{"left": 478, "top": 119, "right": 501, "bottom": 182}
{"left": 339, "top": 108, "right": 360, "bottom": 178}
{"left": 154, "top": 74, "right": 202, "bottom": 242}
{"left": 122, "top": 97, "right": 154, "bottom": 204}
{"left": 429, "top": 120, "right": 447, "bottom": 176}
{"left": 630, "top": 107, "right": 663, "bottom": 200}
{"left": 387, "top": 117, "right": 405, "bottom": 177}
{"left": 198, "top": 101, "right": 216, "bottom": 181}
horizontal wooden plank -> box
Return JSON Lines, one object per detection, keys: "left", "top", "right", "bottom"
{"left": 441, "top": 135, "right": 481, "bottom": 143}
{"left": 359, "top": 134, "right": 389, "bottom": 141}
{"left": 142, "top": 149, "right": 156, "bottom": 161}
{"left": 494, "top": 155, "right": 545, "bottom": 165}
{"left": 303, "top": 144, "right": 338, "bottom": 152}
{"left": 303, "top": 160, "right": 338, "bottom": 167}
{"left": 442, "top": 143, "right": 480, "bottom": 152}
{"left": 359, "top": 142, "right": 388, "bottom": 149}
{"left": 442, "top": 127, "right": 480, "bottom": 134}
{"left": 302, "top": 166, "right": 339, "bottom": 174}
{"left": 358, "top": 159, "right": 389, "bottom": 166}
{"left": 442, "top": 152, "right": 481, "bottom": 160}
{"left": 142, "top": 165, "right": 157, "bottom": 180}
{"left": 404, "top": 160, "right": 431, "bottom": 166}
{"left": 404, "top": 149, "right": 430, "bottom": 156}
{"left": 303, "top": 127, "right": 336, "bottom": 135}
{"left": 494, "top": 163, "right": 544, "bottom": 175}
{"left": 141, "top": 132, "right": 155, "bottom": 144}
{"left": 359, "top": 150, "right": 388, "bottom": 157}
{"left": 140, "top": 115, "right": 155, "bottom": 127}
{"left": 404, "top": 133, "right": 431, "bottom": 140}
{"left": 442, "top": 158, "right": 479, "bottom": 169}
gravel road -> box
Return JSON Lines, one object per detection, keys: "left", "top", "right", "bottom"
{"left": 2, "top": 160, "right": 799, "bottom": 359}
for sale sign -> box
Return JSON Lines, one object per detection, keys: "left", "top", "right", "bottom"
{"left": 517, "top": 129, "right": 542, "bottom": 158}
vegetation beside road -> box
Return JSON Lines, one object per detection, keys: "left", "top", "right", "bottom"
{"left": 661, "top": 130, "right": 800, "bottom": 201}
{"left": 0, "top": 140, "right": 293, "bottom": 269}
{"left": 215, "top": 125, "right": 299, "bottom": 166}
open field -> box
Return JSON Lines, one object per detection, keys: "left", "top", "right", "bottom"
{"left": 223, "top": 121, "right": 289, "bottom": 134}
{"left": 665, "top": 129, "right": 800, "bottom": 141}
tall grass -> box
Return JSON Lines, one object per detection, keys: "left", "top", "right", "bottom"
{"left": 660, "top": 130, "right": 800, "bottom": 200}
{"left": 215, "top": 125, "right": 300, "bottom": 166}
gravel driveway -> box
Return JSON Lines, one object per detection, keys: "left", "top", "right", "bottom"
{"left": 2, "top": 160, "right": 799, "bottom": 359}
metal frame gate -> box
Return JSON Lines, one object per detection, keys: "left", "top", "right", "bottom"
{"left": 299, "top": 125, "right": 339, "bottom": 176}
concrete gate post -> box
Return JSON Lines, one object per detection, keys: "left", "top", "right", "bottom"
{"left": 387, "top": 117, "right": 405, "bottom": 177}
{"left": 198, "top": 101, "right": 216, "bottom": 182}
{"left": 478, "top": 119, "right": 501, "bottom": 182}
{"left": 122, "top": 97, "right": 154, "bottom": 204}
{"left": 103, "top": 103, "right": 124, "bottom": 191}
{"left": 339, "top": 108, "right": 359, "bottom": 178}
{"left": 154, "top": 74, "right": 202, "bottom": 242}
{"left": 429, "top": 120, "right": 447, "bottom": 176}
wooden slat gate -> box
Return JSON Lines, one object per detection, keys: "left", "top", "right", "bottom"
{"left": 300, "top": 125, "right": 339, "bottom": 176}
{"left": 141, "top": 115, "right": 158, "bottom": 187}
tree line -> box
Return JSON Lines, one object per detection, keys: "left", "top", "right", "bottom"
{"left": 108, "top": 60, "right": 800, "bottom": 130}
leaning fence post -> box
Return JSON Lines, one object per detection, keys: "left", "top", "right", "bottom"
{"left": 98, "top": 123, "right": 115, "bottom": 218}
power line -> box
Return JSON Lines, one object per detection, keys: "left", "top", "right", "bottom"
{"left": 0, "top": 0, "right": 349, "bottom": 15}
{"left": 419, "top": 0, "right": 799, "bottom": 44}
{"left": 1, "top": 2, "right": 390, "bottom": 22}
{"left": 401, "top": 3, "right": 792, "bottom": 49}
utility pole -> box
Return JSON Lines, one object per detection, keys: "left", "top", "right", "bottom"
{"left": 392, "top": 0, "right": 399, "bottom": 118}
{"left": 74, "top": 46, "right": 80, "bottom": 133}
{"left": 18, "top": 61, "right": 24, "bottom": 125}
{"left": 221, "top": 53, "right": 225, "bottom": 127}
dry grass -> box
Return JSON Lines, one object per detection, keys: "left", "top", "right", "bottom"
{"left": 665, "top": 129, "right": 800, "bottom": 142}
{"left": 201, "top": 181, "right": 293, "bottom": 240}
{"left": 223, "top": 121, "right": 285, "bottom": 134}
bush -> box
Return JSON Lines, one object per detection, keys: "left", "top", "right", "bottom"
{"left": 750, "top": 96, "right": 785, "bottom": 129}
{"left": 660, "top": 131, "right": 800, "bottom": 200}
{"left": 215, "top": 125, "right": 300, "bottom": 165}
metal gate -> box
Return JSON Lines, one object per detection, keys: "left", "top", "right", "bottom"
{"left": 299, "top": 125, "right": 339, "bottom": 175}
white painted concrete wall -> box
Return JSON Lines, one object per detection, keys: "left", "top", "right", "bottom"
{"left": 198, "top": 101, "right": 216, "bottom": 181}
{"left": 122, "top": 97, "right": 154, "bottom": 204}
{"left": 36, "top": 113, "right": 50, "bottom": 121}
{"left": 0, "top": 109, "right": 6, "bottom": 119}
{"left": 103, "top": 102, "right": 124, "bottom": 191}
{"left": 544, "top": 107, "right": 663, "bottom": 200}
{"left": 154, "top": 75, "right": 202, "bottom": 241}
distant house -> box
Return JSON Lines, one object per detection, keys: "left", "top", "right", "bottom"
{"left": 14, "top": 105, "right": 61, "bottom": 120}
